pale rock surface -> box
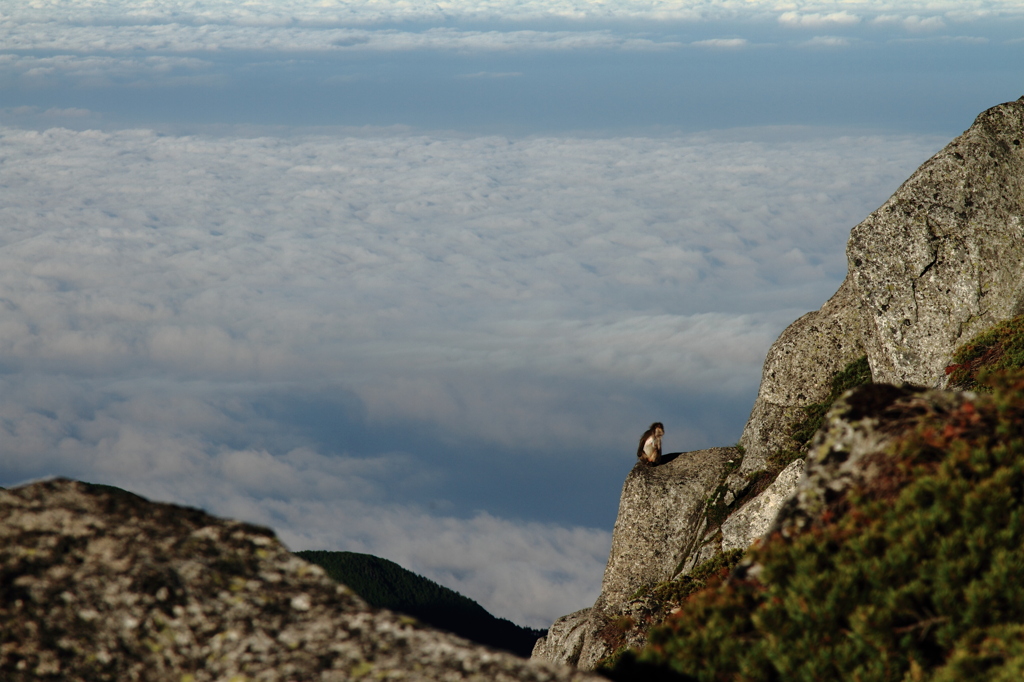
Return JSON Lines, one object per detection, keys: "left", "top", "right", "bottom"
{"left": 0, "top": 479, "right": 600, "bottom": 682}
{"left": 739, "top": 278, "right": 868, "bottom": 474}
{"left": 849, "top": 98, "right": 1024, "bottom": 388}
{"left": 597, "top": 448, "right": 738, "bottom": 609}
{"left": 721, "top": 457, "right": 804, "bottom": 553}
{"left": 532, "top": 447, "right": 738, "bottom": 670}
{"left": 529, "top": 609, "right": 591, "bottom": 667}
{"left": 739, "top": 97, "right": 1024, "bottom": 475}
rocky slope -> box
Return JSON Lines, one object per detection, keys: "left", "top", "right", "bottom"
{"left": 605, "top": 371, "right": 1024, "bottom": 680}
{"left": 532, "top": 448, "right": 739, "bottom": 669}
{"left": 0, "top": 479, "right": 600, "bottom": 682}
{"left": 533, "top": 96, "right": 1024, "bottom": 668}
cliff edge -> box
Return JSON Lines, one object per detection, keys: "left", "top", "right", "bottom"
{"left": 534, "top": 96, "right": 1024, "bottom": 669}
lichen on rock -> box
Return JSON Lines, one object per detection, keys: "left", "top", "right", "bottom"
{"left": 0, "top": 479, "right": 600, "bottom": 682}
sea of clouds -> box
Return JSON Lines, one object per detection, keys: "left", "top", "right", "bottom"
{"left": 2, "top": 0, "right": 1001, "bottom": 629}
{"left": 4, "top": 0, "right": 1020, "bottom": 61}
{"left": 0, "top": 122, "right": 945, "bottom": 625}
{"left": 6, "top": 0, "right": 1024, "bottom": 24}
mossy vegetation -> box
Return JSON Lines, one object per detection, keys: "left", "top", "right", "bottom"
{"left": 946, "top": 314, "right": 1024, "bottom": 390}
{"left": 646, "top": 549, "right": 745, "bottom": 608}
{"left": 605, "top": 368, "right": 1024, "bottom": 682}
{"left": 769, "top": 354, "right": 873, "bottom": 471}
{"left": 703, "top": 456, "right": 743, "bottom": 529}
{"left": 596, "top": 550, "right": 746, "bottom": 673}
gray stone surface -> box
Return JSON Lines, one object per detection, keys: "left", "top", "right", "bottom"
{"left": 529, "top": 609, "right": 591, "bottom": 667}
{"left": 532, "top": 448, "right": 738, "bottom": 670}
{"left": 849, "top": 98, "right": 1024, "bottom": 389}
{"left": 738, "top": 277, "right": 867, "bottom": 474}
{"left": 721, "top": 458, "right": 804, "bottom": 553}
{"left": 0, "top": 479, "right": 600, "bottom": 682}
{"left": 597, "top": 447, "right": 738, "bottom": 609}
{"left": 739, "top": 97, "right": 1024, "bottom": 476}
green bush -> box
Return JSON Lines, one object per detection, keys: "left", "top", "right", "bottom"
{"left": 946, "top": 314, "right": 1024, "bottom": 390}
{"left": 605, "top": 370, "right": 1024, "bottom": 682}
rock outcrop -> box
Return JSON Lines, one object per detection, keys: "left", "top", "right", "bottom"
{"left": 742, "top": 98, "right": 1024, "bottom": 474}
{"left": 533, "top": 448, "right": 738, "bottom": 669}
{"left": 534, "top": 97, "right": 1024, "bottom": 669}
{"left": 738, "top": 278, "right": 868, "bottom": 474}
{"left": 529, "top": 609, "right": 591, "bottom": 668}
{"left": 769, "top": 382, "right": 970, "bottom": 539}
{"left": 850, "top": 101, "right": 1024, "bottom": 387}
{"left": 720, "top": 457, "right": 804, "bottom": 553}
{"left": 0, "top": 479, "right": 601, "bottom": 682}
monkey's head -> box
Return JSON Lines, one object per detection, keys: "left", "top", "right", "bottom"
{"left": 650, "top": 422, "right": 664, "bottom": 437}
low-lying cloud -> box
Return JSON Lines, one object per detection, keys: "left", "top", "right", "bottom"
{"left": 0, "top": 123, "right": 944, "bottom": 625}
{"left": 778, "top": 10, "right": 861, "bottom": 27}
{"left": 2, "top": 0, "right": 1018, "bottom": 64}
{"left": 6, "top": 0, "right": 1024, "bottom": 24}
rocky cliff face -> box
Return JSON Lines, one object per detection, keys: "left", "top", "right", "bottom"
{"left": 0, "top": 479, "right": 601, "bottom": 682}
{"left": 603, "top": 374, "right": 1024, "bottom": 680}
{"left": 532, "top": 448, "right": 738, "bottom": 669}
{"left": 533, "top": 96, "right": 1024, "bottom": 669}
{"left": 742, "top": 97, "right": 1024, "bottom": 474}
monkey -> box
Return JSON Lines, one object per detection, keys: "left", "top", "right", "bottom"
{"left": 636, "top": 422, "right": 664, "bottom": 466}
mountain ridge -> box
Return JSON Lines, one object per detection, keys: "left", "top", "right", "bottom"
{"left": 532, "top": 95, "right": 1024, "bottom": 670}
{"left": 296, "top": 549, "right": 545, "bottom": 658}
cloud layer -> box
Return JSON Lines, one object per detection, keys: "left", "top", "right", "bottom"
{"left": 2, "top": 0, "right": 1019, "bottom": 63}
{"left": 0, "top": 123, "right": 944, "bottom": 625}
{"left": 6, "top": 0, "right": 1024, "bottom": 23}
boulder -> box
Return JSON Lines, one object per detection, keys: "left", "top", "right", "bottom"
{"left": 529, "top": 609, "right": 591, "bottom": 667}
{"left": 0, "top": 479, "right": 600, "bottom": 682}
{"left": 720, "top": 457, "right": 804, "bottom": 553}
{"left": 532, "top": 447, "right": 737, "bottom": 669}
{"left": 849, "top": 98, "right": 1024, "bottom": 388}
{"left": 738, "top": 277, "right": 868, "bottom": 474}
{"left": 740, "top": 97, "right": 1024, "bottom": 475}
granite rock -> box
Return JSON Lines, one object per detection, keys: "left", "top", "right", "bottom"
{"left": 849, "top": 98, "right": 1024, "bottom": 388}
{"left": 721, "top": 458, "right": 804, "bottom": 553}
{"left": 739, "top": 278, "right": 867, "bottom": 474}
{"left": 529, "top": 609, "right": 591, "bottom": 667}
{"left": 531, "top": 448, "right": 737, "bottom": 670}
{"left": 740, "top": 97, "right": 1024, "bottom": 476}
{"left": 0, "top": 479, "right": 600, "bottom": 682}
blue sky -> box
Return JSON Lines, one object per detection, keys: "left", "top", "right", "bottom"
{"left": 0, "top": 0, "right": 1021, "bottom": 627}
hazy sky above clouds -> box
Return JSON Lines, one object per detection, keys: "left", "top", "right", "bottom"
{"left": 0, "top": 0, "right": 1020, "bottom": 627}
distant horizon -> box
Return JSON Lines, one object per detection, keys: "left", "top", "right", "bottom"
{"left": 0, "top": 0, "right": 1020, "bottom": 628}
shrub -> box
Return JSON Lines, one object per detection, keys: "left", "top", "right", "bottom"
{"left": 605, "top": 370, "right": 1024, "bottom": 682}
{"left": 946, "top": 314, "right": 1024, "bottom": 390}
